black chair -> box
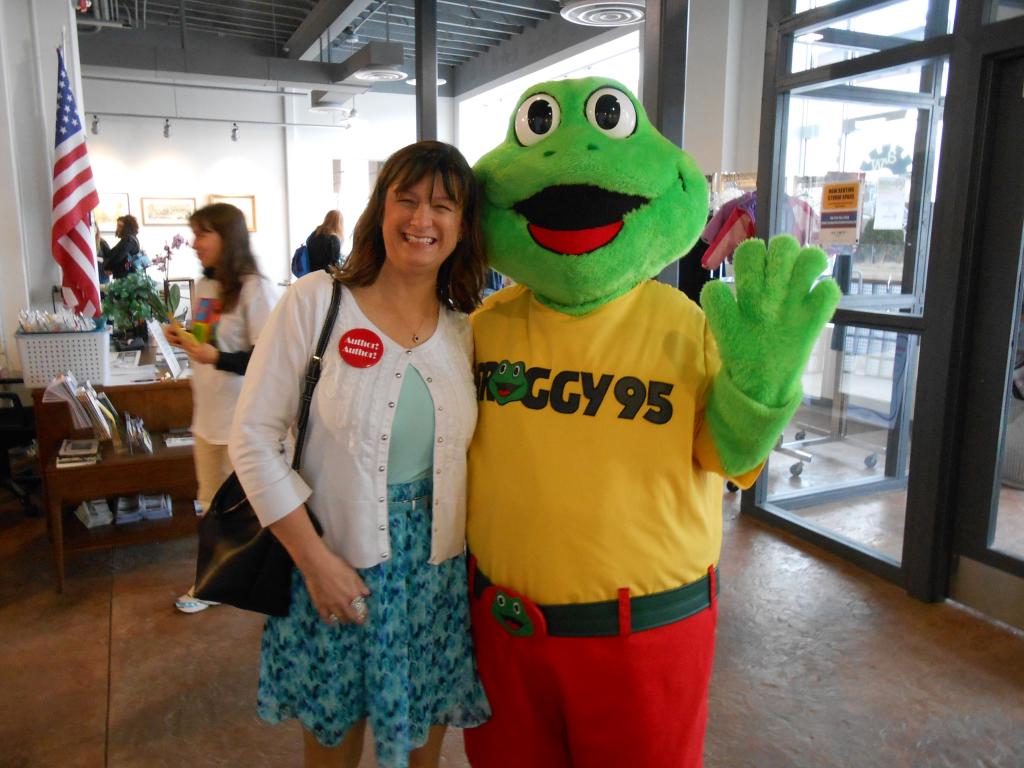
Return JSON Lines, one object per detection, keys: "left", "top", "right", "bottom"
{"left": 0, "top": 392, "right": 38, "bottom": 516}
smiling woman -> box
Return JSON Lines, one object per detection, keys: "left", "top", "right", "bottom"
{"left": 227, "top": 140, "right": 491, "bottom": 768}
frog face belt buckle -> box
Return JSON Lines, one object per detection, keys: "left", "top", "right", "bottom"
{"left": 487, "top": 586, "right": 546, "bottom": 638}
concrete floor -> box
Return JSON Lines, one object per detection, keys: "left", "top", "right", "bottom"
{"left": 1, "top": 487, "right": 1023, "bottom": 768}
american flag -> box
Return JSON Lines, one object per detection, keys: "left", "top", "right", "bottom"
{"left": 51, "top": 48, "right": 101, "bottom": 317}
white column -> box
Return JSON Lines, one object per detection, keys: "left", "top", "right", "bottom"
{"left": 0, "top": 0, "right": 83, "bottom": 367}
{"left": 683, "top": 0, "right": 768, "bottom": 174}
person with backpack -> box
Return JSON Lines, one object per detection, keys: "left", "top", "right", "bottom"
{"left": 293, "top": 209, "right": 344, "bottom": 277}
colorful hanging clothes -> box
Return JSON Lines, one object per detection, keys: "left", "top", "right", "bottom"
{"left": 699, "top": 191, "right": 819, "bottom": 270}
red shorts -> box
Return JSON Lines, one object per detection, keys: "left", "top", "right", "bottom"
{"left": 464, "top": 561, "right": 718, "bottom": 768}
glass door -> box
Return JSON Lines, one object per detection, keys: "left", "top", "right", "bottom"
{"left": 949, "top": 53, "right": 1024, "bottom": 628}
{"left": 743, "top": 0, "right": 953, "bottom": 586}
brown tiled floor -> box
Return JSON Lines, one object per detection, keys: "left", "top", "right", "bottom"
{"left": 1, "top": 488, "right": 1022, "bottom": 768}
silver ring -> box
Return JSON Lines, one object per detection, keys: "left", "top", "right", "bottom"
{"left": 328, "top": 613, "right": 340, "bottom": 624}
{"left": 351, "top": 596, "right": 368, "bottom": 618}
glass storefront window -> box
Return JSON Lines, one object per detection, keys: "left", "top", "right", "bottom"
{"left": 777, "top": 62, "right": 946, "bottom": 313}
{"left": 764, "top": 322, "right": 918, "bottom": 563}
{"left": 791, "top": 0, "right": 956, "bottom": 73}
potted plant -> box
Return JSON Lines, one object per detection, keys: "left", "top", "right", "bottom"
{"left": 101, "top": 272, "right": 159, "bottom": 350}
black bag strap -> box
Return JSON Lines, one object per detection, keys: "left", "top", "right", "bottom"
{"left": 291, "top": 278, "right": 342, "bottom": 471}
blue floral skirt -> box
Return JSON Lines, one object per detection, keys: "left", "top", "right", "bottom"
{"left": 257, "top": 476, "right": 490, "bottom": 767}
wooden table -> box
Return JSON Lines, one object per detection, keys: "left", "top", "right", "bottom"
{"left": 33, "top": 379, "right": 197, "bottom": 592}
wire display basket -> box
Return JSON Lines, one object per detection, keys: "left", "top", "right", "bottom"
{"left": 16, "top": 328, "right": 111, "bottom": 387}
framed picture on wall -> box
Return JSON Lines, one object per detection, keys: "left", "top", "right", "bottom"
{"left": 141, "top": 197, "right": 196, "bottom": 226}
{"left": 94, "top": 192, "right": 130, "bottom": 233}
{"left": 209, "top": 194, "right": 256, "bottom": 232}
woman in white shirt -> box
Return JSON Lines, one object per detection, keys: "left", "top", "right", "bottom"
{"left": 165, "top": 202, "right": 279, "bottom": 613}
{"left": 230, "top": 141, "right": 490, "bottom": 768}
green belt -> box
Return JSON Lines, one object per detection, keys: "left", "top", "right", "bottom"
{"left": 473, "top": 564, "right": 718, "bottom": 638}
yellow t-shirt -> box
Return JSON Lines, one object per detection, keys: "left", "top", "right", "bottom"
{"left": 468, "top": 281, "right": 729, "bottom": 605}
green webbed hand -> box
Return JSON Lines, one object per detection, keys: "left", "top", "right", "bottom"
{"left": 700, "top": 235, "right": 841, "bottom": 475}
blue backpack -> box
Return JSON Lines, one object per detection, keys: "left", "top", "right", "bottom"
{"left": 291, "top": 243, "right": 310, "bottom": 277}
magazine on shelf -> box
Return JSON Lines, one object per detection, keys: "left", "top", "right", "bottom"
{"left": 115, "top": 493, "right": 173, "bottom": 524}
{"left": 123, "top": 411, "right": 154, "bottom": 454}
{"left": 56, "top": 454, "right": 100, "bottom": 468}
{"left": 74, "top": 499, "right": 112, "bottom": 528}
{"left": 42, "top": 372, "right": 91, "bottom": 430}
{"left": 164, "top": 427, "right": 195, "bottom": 448}
{"left": 75, "top": 384, "right": 112, "bottom": 440}
{"left": 59, "top": 438, "right": 98, "bottom": 457}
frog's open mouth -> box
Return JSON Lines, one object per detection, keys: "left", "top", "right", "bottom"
{"left": 513, "top": 184, "right": 648, "bottom": 256}
{"left": 499, "top": 616, "right": 523, "bottom": 632}
{"left": 496, "top": 386, "right": 513, "bottom": 398}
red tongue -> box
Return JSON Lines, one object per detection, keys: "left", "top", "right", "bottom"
{"left": 527, "top": 221, "right": 624, "bottom": 255}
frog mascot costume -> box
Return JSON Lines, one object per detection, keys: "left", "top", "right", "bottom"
{"left": 464, "top": 77, "right": 840, "bottom": 768}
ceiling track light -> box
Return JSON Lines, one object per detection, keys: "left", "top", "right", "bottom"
{"left": 230, "top": 122, "right": 239, "bottom": 142}
{"left": 163, "top": 118, "right": 171, "bottom": 138}
{"left": 90, "top": 114, "right": 99, "bottom": 134}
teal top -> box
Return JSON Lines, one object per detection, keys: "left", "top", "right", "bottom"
{"left": 386, "top": 364, "right": 436, "bottom": 484}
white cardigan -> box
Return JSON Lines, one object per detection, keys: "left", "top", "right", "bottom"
{"left": 228, "top": 271, "right": 478, "bottom": 567}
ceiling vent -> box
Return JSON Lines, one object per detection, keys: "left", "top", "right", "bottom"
{"left": 331, "top": 41, "right": 407, "bottom": 84}
{"left": 560, "top": 1, "right": 645, "bottom": 26}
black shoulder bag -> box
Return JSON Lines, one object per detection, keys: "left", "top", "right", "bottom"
{"left": 193, "top": 278, "right": 342, "bottom": 616}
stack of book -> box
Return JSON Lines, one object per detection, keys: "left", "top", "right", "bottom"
{"left": 164, "top": 428, "right": 195, "bottom": 448}
{"left": 56, "top": 438, "right": 100, "bottom": 469}
{"left": 115, "top": 493, "right": 173, "bottom": 524}
{"left": 74, "top": 499, "right": 112, "bottom": 528}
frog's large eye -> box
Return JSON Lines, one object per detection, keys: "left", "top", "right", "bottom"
{"left": 511, "top": 364, "right": 522, "bottom": 378}
{"left": 497, "top": 362, "right": 508, "bottom": 375}
{"left": 585, "top": 87, "right": 637, "bottom": 139}
{"left": 515, "top": 93, "right": 561, "bottom": 146}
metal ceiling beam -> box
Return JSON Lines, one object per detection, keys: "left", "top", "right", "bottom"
{"left": 146, "top": 11, "right": 290, "bottom": 41}
{"left": 333, "top": 27, "right": 488, "bottom": 54}
{"left": 438, "top": 0, "right": 548, "bottom": 23}
{"left": 377, "top": 11, "right": 513, "bottom": 42}
{"left": 285, "top": 0, "right": 377, "bottom": 59}
{"left": 348, "top": 18, "right": 496, "bottom": 47}
{"left": 389, "top": 3, "right": 525, "bottom": 34}
{"left": 146, "top": 0, "right": 309, "bottom": 24}
{"left": 423, "top": 2, "right": 528, "bottom": 32}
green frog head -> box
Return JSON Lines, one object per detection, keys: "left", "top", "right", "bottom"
{"left": 491, "top": 589, "right": 535, "bottom": 637}
{"left": 474, "top": 76, "right": 708, "bottom": 316}
{"left": 486, "top": 359, "right": 528, "bottom": 404}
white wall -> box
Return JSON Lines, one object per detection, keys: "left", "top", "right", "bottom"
{"left": 82, "top": 77, "right": 456, "bottom": 285}
{"left": 682, "top": 0, "right": 767, "bottom": 174}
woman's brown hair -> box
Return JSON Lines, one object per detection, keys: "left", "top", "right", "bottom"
{"left": 189, "top": 203, "right": 260, "bottom": 312}
{"left": 118, "top": 214, "right": 139, "bottom": 237}
{"left": 337, "top": 140, "right": 487, "bottom": 314}
{"left": 315, "top": 209, "right": 344, "bottom": 239}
